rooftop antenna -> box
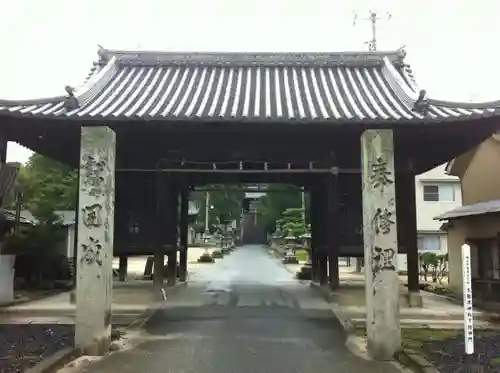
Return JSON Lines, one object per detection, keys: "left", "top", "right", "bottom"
{"left": 353, "top": 10, "right": 392, "bottom": 51}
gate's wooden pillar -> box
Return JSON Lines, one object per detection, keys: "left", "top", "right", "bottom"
{"left": 318, "top": 186, "right": 328, "bottom": 285}
{"left": 166, "top": 182, "right": 179, "bottom": 286}
{"left": 396, "top": 158, "right": 422, "bottom": 307}
{"left": 75, "top": 126, "right": 115, "bottom": 355}
{"left": 311, "top": 184, "right": 327, "bottom": 285}
{"left": 327, "top": 172, "right": 340, "bottom": 290}
{"left": 179, "top": 186, "right": 189, "bottom": 282}
{"left": 361, "top": 129, "right": 401, "bottom": 360}
{"left": 118, "top": 255, "right": 128, "bottom": 282}
{"left": 310, "top": 186, "right": 320, "bottom": 282}
{"left": 153, "top": 173, "right": 166, "bottom": 290}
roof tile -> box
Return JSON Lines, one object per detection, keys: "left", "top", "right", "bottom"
{"left": 1, "top": 49, "right": 499, "bottom": 123}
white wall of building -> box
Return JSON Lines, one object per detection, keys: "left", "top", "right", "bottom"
{"left": 397, "top": 163, "right": 462, "bottom": 271}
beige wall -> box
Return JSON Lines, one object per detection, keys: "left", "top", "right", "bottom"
{"left": 461, "top": 137, "right": 500, "bottom": 205}
{"left": 448, "top": 216, "right": 500, "bottom": 294}
{"left": 447, "top": 136, "right": 500, "bottom": 295}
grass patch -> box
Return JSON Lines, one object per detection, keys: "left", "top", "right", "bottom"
{"left": 354, "top": 327, "right": 460, "bottom": 352}
{"left": 295, "top": 249, "right": 308, "bottom": 262}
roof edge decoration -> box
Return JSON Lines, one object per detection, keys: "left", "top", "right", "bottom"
{"left": 97, "top": 46, "right": 408, "bottom": 67}
{"left": 1, "top": 46, "right": 500, "bottom": 123}
{"left": 71, "top": 56, "right": 118, "bottom": 108}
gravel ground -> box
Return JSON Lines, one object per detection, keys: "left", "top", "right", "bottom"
{"left": 420, "top": 330, "right": 500, "bottom": 373}
{"left": 0, "top": 324, "right": 123, "bottom": 373}
{"left": 0, "top": 324, "right": 73, "bottom": 373}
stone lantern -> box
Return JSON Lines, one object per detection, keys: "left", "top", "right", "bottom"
{"left": 282, "top": 235, "right": 299, "bottom": 264}
{"left": 198, "top": 234, "right": 215, "bottom": 263}
{"left": 297, "top": 232, "right": 312, "bottom": 280}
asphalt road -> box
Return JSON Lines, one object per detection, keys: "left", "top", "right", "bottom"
{"left": 78, "top": 245, "right": 402, "bottom": 373}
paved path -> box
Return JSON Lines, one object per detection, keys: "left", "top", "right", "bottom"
{"left": 78, "top": 245, "right": 401, "bottom": 373}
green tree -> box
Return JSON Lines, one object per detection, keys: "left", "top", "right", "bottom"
{"left": 191, "top": 184, "right": 244, "bottom": 233}
{"left": 259, "top": 185, "right": 308, "bottom": 234}
{"left": 279, "top": 207, "right": 307, "bottom": 238}
{"left": 7, "top": 153, "right": 78, "bottom": 217}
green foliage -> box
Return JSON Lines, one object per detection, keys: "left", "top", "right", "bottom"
{"left": 280, "top": 207, "right": 307, "bottom": 238}
{"left": 420, "top": 252, "right": 448, "bottom": 283}
{"left": 258, "top": 185, "right": 308, "bottom": 234}
{"left": 5, "top": 153, "right": 78, "bottom": 216}
{"left": 1, "top": 154, "right": 76, "bottom": 285}
{"left": 295, "top": 249, "right": 308, "bottom": 262}
{"left": 191, "top": 184, "right": 244, "bottom": 233}
{"left": 3, "top": 211, "right": 67, "bottom": 283}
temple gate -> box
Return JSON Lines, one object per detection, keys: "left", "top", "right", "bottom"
{"left": 1, "top": 47, "right": 499, "bottom": 359}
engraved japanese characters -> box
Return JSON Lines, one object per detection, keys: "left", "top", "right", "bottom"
{"left": 78, "top": 128, "right": 115, "bottom": 268}
{"left": 81, "top": 236, "right": 103, "bottom": 266}
{"left": 364, "top": 131, "right": 398, "bottom": 279}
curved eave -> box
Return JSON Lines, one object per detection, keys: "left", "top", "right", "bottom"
{"left": 1, "top": 108, "right": 499, "bottom": 126}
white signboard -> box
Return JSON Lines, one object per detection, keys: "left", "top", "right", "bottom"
{"left": 461, "top": 243, "right": 474, "bottom": 355}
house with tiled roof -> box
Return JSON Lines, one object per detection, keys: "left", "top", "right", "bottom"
{"left": 436, "top": 132, "right": 500, "bottom": 304}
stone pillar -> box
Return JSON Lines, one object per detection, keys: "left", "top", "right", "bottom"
{"left": 0, "top": 138, "right": 14, "bottom": 306}
{"left": 361, "top": 129, "right": 401, "bottom": 360}
{"left": 75, "top": 126, "right": 115, "bottom": 355}
{"left": 396, "top": 162, "right": 422, "bottom": 307}
{"left": 327, "top": 173, "right": 340, "bottom": 289}
{"left": 118, "top": 255, "right": 128, "bottom": 282}
{"left": 179, "top": 187, "right": 189, "bottom": 282}
{"left": 166, "top": 185, "right": 179, "bottom": 286}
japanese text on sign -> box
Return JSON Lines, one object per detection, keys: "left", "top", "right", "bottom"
{"left": 461, "top": 243, "right": 474, "bottom": 355}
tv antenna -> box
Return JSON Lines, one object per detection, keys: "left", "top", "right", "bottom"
{"left": 353, "top": 10, "right": 392, "bottom": 51}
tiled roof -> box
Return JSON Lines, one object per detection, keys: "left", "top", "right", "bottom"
{"left": 434, "top": 199, "right": 500, "bottom": 220}
{"left": 3, "top": 209, "right": 36, "bottom": 225}
{"left": 1, "top": 47, "right": 499, "bottom": 123}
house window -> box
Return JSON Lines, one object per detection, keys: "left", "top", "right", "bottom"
{"left": 417, "top": 234, "right": 441, "bottom": 252}
{"left": 477, "top": 240, "right": 500, "bottom": 280}
{"left": 423, "top": 184, "right": 455, "bottom": 202}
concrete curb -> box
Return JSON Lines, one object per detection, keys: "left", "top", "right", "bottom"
{"left": 0, "top": 290, "right": 67, "bottom": 309}
{"left": 395, "top": 349, "right": 441, "bottom": 373}
{"left": 310, "top": 281, "right": 442, "bottom": 372}
{"left": 23, "top": 281, "right": 187, "bottom": 373}
{"left": 24, "top": 347, "right": 82, "bottom": 373}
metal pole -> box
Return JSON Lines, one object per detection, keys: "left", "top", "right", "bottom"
{"left": 301, "top": 191, "right": 306, "bottom": 227}
{"left": 353, "top": 10, "right": 391, "bottom": 52}
{"left": 204, "top": 191, "right": 210, "bottom": 235}
{"left": 369, "top": 11, "right": 377, "bottom": 51}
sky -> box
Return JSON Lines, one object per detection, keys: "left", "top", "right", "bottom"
{"left": 1, "top": 0, "right": 499, "bottom": 164}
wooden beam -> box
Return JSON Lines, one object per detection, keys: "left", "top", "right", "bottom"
{"left": 117, "top": 168, "right": 334, "bottom": 174}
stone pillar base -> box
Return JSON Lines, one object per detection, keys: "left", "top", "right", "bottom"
{"left": 81, "top": 334, "right": 111, "bottom": 356}
{"left": 405, "top": 291, "right": 423, "bottom": 308}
